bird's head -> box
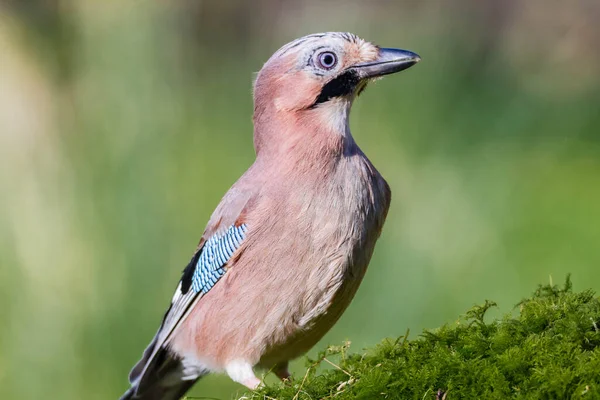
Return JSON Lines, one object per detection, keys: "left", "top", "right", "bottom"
{"left": 252, "top": 32, "right": 420, "bottom": 155}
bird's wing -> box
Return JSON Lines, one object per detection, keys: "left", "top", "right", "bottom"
{"left": 126, "top": 187, "right": 256, "bottom": 396}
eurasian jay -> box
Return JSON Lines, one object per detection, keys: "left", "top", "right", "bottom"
{"left": 121, "top": 32, "right": 420, "bottom": 400}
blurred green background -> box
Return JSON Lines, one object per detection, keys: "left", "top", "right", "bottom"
{"left": 1, "top": 1, "right": 599, "bottom": 399}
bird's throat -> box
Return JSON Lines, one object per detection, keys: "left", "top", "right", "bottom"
{"left": 314, "top": 97, "right": 353, "bottom": 139}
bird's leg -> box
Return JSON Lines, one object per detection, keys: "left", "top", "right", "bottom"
{"left": 225, "top": 360, "right": 262, "bottom": 390}
{"left": 273, "top": 361, "right": 292, "bottom": 383}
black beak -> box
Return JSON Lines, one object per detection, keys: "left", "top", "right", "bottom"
{"left": 352, "top": 48, "right": 420, "bottom": 79}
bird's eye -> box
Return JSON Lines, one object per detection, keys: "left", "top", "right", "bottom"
{"left": 316, "top": 51, "right": 338, "bottom": 70}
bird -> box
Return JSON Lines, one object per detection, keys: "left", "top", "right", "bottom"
{"left": 121, "top": 32, "right": 420, "bottom": 400}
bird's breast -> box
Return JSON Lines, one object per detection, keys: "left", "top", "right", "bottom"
{"left": 297, "top": 154, "right": 390, "bottom": 313}
{"left": 255, "top": 153, "right": 391, "bottom": 365}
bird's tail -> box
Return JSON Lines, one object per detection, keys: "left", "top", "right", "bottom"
{"left": 119, "top": 378, "right": 197, "bottom": 400}
{"left": 120, "top": 344, "right": 206, "bottom": 400}
{"left": 119, "top": 386, "right": 136, "bottom": 400}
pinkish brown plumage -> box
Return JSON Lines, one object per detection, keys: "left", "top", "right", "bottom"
{"left": 121, "top": 32, "right": 420, "bottom": 400}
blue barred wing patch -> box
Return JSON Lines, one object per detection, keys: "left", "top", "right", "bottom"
{"left": 191, "top": 224, "right": 248, "bottom": 293}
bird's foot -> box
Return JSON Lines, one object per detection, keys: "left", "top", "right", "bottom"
{"left": 274, "top": 362, "right": 292, "bottom": 383}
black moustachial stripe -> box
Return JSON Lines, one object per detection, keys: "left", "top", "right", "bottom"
{"left": 313, "top": 69, "right": 361, "bottom": 105}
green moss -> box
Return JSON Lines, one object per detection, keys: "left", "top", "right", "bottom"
{"left": 248, "top": 276, "right": 600, "bottom": 399}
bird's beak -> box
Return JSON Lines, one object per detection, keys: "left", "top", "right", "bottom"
{"left": 352, "top": 48, "right": 420, "bottom": 79}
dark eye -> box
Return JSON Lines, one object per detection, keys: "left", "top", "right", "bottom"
{"left": 317, "top": 51, "right": 337, "bottom": 70}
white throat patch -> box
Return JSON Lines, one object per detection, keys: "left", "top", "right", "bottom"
{"left": 316, "top": 97, "right": 353, "bottom": 137}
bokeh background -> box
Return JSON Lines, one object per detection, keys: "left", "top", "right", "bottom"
{"left": 1, "top": 1, "right": 599, "bottom": 399}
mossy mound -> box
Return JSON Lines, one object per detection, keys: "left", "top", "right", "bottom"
{"left": 249, "top": 276, "right": 600, "bottom": 399}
